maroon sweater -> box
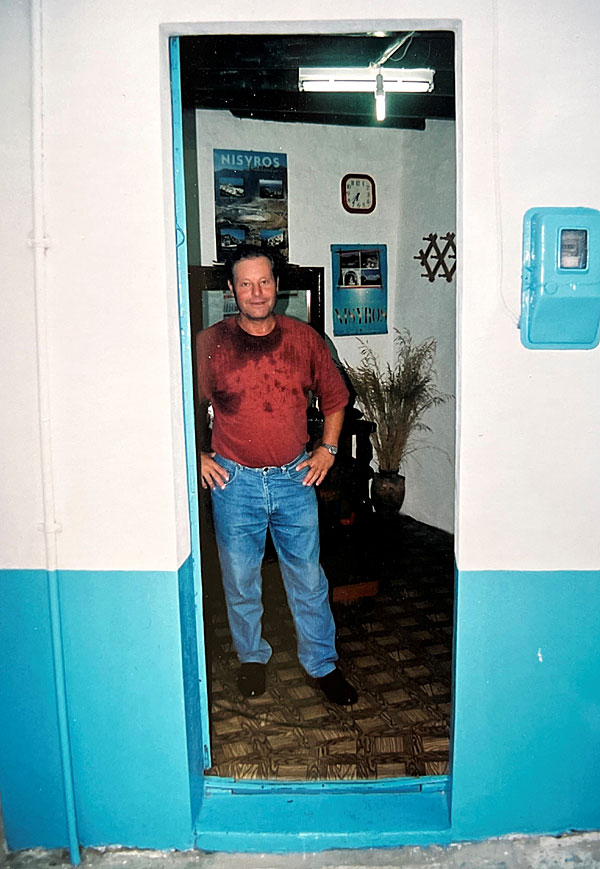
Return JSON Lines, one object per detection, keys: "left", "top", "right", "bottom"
{"left": 196, "top": 315, "right": 348, "bottom": 468}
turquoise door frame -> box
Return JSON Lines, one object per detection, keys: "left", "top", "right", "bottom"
{"left": 168, "top": 33, "right": 452, "bottom": 847}
{"left": 169, "top": 37, "right": 211, "bottom": 771}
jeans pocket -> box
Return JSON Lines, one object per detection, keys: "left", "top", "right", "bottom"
{"left": 213, "top": 456, "right": 237, "bottom": 487}
{"left": 287, "top": 453, "right": 309, "bottom": 484}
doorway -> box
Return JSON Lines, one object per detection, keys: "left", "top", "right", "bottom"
{"left": 174, "top": 28, "right": 457, "bottom": 783}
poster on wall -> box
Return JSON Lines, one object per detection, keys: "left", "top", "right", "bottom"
{"left": 331, "top": 244, "right": 388, "bottom": 336}
{"left": 213, "top": 149, "right": 288, "bottom": 263}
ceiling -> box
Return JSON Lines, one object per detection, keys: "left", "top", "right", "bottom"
{"left": 180, "top": 32, "right": 455, "bottom": 131}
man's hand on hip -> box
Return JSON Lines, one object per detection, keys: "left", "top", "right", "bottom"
{"left": 200, "top": 452, "right": 229, "bottom": 490}
{"left": 296, "top": 447, "right": 335, "bottom": 487}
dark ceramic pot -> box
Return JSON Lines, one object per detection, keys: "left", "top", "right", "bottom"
{"left": 371, "top": 470, "right": 406, "bottom": 516}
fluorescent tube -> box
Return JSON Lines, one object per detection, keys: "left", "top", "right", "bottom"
{"left": 299, "top": 66, "right": 434, "bottom": 94}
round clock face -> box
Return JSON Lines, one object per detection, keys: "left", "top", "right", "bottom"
{"left": 341, "top": 173, "right": 376, "bottom": 214}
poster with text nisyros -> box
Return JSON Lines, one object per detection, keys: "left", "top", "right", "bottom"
{"left": 213, "top": 149, "right": 288, "bottom": 263}
{"left": 331, "top": 244, "right": 388, "bottom": 336}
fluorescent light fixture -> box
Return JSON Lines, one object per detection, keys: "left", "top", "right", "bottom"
{"left": 298, "top": 66, "right": 434, "bottom": 94}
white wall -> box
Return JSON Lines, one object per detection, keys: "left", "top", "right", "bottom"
{"left": 457, "top": 0, "right": 600, "bottom": 569}
{"left": 195, "top": 110, "right": 456, "bottom": 531}
{"left": 0, "top": 0, "right": 45, "bottom": 569}
{"left": 0, "top": 0, "right": 190, "bottom": 571}
{"left": 1, "top": 0, "right": 599, "bottom": 574}
{"left": 396, "top": 120, "right": 456, "bottom": 530}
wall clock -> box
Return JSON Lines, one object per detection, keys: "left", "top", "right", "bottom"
{"left": 341, "top": 173, "right": 376, "bottom": 214}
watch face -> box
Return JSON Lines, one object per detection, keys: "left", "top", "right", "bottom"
{"left": 341, "top": 174, "right": 376, "bottom": 214}
{"left": 321, "top": 443, "right": 337, "bottom": 455}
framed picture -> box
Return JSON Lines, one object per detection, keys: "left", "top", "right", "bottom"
{"left": 338, "top": 248, "right": 382, "bottom": 288}
{"left": 188, "top": 264, "right": 324, "bottom": 335}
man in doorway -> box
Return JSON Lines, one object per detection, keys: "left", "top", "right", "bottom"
{"left": 196, "top": 245, "right": 357, "bottom": 706}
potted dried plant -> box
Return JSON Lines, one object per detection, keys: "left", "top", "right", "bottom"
{"left": 343, "top": 329, "right": 450, "bottom": 516}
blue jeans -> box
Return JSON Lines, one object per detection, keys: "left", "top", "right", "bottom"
{"left": 210, "top": 450, "right": 338, "bottom": 678}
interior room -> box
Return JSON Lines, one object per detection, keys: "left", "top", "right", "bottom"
{"left": 178, "top": 32, "right": 457, "bottom": 782}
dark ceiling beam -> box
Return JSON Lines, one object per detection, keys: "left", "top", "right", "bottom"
{"left": 228, "top": 110, "right": 426, "bottom": 130}
{"left": 180, "top": 32, "right": 456, "bottom": 72}
{"left": 190, "top": 91, "right": 455, "bottom": 121}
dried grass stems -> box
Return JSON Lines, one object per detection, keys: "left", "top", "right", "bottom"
{"left": 344, "top": 330, "right": 450, "bottom": 473}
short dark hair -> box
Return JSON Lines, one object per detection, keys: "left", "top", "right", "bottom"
{"left": 225, "top": 244, "right": 280, "bottom": 284}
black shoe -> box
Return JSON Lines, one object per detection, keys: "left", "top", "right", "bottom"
{"left": 238, "top": 662, "right": 266, "bottom": 698}
{"left": 317, "top": 668, "right": 358, "bottom": 705}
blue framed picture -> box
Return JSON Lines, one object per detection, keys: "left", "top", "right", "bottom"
{"left": 331, "top": 244, "right": 388, "bottom": 335}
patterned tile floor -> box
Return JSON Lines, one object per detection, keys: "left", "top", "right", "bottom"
{"left": 202, "top": 512, "right": 454, "bottom": 781}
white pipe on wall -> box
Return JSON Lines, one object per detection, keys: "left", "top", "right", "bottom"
{"left": 30, "top": 0, "right": 80, "bottom": 861}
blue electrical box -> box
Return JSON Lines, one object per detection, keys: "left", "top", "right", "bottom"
{"left": 520, "top": 207, "right": 600, "bottom": 349}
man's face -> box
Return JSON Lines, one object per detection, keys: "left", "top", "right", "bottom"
{"left": 229, "top": 255, "right": 278, "bottom": 324}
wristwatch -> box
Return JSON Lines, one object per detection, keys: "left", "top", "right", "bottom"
{"left": 319, "top": 443, "right": 338, "bottom": 456}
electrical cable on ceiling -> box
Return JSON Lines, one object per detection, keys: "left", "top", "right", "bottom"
{"left": 370, "top": 31, "right": 416, "bottom": 69}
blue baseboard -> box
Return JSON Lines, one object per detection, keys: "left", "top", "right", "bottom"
{"left": 2, "top": 565, "right": 600, "bottom": 851}
{"left": 450, "top": 568, "right": 600, "bottom": 840}
{"left": 0, "top": 566, "right": 198, "bottom": 850}
{"left": 0, "top": 570, "right": 69, "bottom": 848}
